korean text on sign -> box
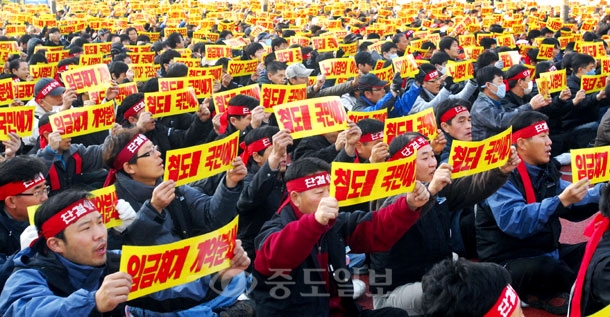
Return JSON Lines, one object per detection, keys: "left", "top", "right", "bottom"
{"left": 273, "top": 96, "right": 347, "bottom": 140}
{"left": 446, "top": 60, "right": 475, "bottom": 83}
{"left": 347, "top": 109, "right": 388, "bottom": 123}
{"left": 318, "top": 58, "right": 358, "bottom": 79}
{"left": 119, "top": 216, "right": 239, "bottom": 300}
{"left": 448, "top": 127, "right": 512, "bottom": 178}
{"left": 61, "top": 64, "right": 112, "bottom": 94}
{"left": 212, "top": 84, "right": 261, "bottom": 114}
{"left": 330, "top": 156, "right": 417, "bottom": 207}
{"left": 145, "top": 88, "right": 199, "bottom": 118}
{"left": 261, "top": 84, "right": 307, "bottom": 110}
{"left": 49, "top": 101, "right": 115, "bottom": 138}
{"left": 164, "top": 131, "right": 239, "bottom": 186}
{"left": 570, "top": 146, "right": 610, "bottom": 185}
{"left": 383, "top": 107, "right": 437, "bottom": 145}
{"left": 88, "top": 185, "right": 122, "bottom": 229}
{"left": 538, "top": 69, "right": 567, "bottom": 94}
{"left": 581, "top": 74, "right": 608, "bottom": 93}
{"left": 0, "top": 106, "right": 35, "bottom": 141}
{"left": 0, "top": 78, "right": 14, "bottom": 106}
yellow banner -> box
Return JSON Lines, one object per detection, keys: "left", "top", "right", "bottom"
{"left": 446, "top": 60, "right": 474, "bottom": 83}
{"left": 61, "top": 64, "right": 112, "bottom": 94}
{"left": 539, "top": 69, "right": 567, "bottom": 94}
{"left": 274, "top": 47, "right": 303, "bottom": 65}
{"left": 261, "top": 84, "right": 307, "bottom": 110}
{"left": 173, "top": 58, "right": 202, "bottom": 69}
{"left": 392, "top": 54, "right": 419, "bottom": 78}
{"left": 571, "top": 146, "right": 610, "bottom": 184}
{"left": 581, "top": 74, "right": 608, "bottom": 93}
{"left": 339, "top": 42, "right": 358, "bottom": 56}
{"left": 463, "top": 46, "right": 484, "bottom": 60}
{"left": 383, "top": 107, "right": 437, "bottom": 145}
{"left": 212, "top": 84, "right": 261, "bottom": 114}
{"left": 145, "top": 88, "right": 199, "bottom": 119}
{"left": 89, "top": 82, "right": 138, "bottom": 105}
{"left": 187, "top": 76, "right": 214, "bottom": 98}
{"left": 289, "top": 36, "right": 310, "bottom": 47}
{"left": 130, "top": 64, "right": 160, "bottom": 82}
{"left": 273, "top": 96, "right": 347, "bottom": 139}
{"left": 45, "top": 50, "right": 70, "bottom": 64}
{"left": 128, "top": 52, "right": 156, "bottom": 65}
{"left": 205, "top": 45, "right": 233, "bottom": 60}
{"left": 537, "top": 44, "right": 555, "bottom": 60}
{"left": 164, "top": 131, "right": 239, "bottom": 186}
{"left": 188, "top": 65, "right": 222, "bottom": 81}
{"left": 577, "top": 41, "right": 606, "bottom": 59}
{"left": 49, "top": 101, "right": 115, "bottom": 138}
{"left": 371, "top": 66, "right": 395, "bottom": 84}
{"left": 330, "top": 156, "right": 417, "bottom": 207}
{"left": 318, "top": 58, "right": 358, "bottom": 79}
{"left": 120, "top": 216, "right": 238, "bottom": 300}
{"left": 0, "top": 78, "right": 14, "bottom": 106}
{"left": 227, "top": 59, "right": 259, "bottom": 77}
{"left": 30, "top": 63, "right": 58, "bottom": 80}
{"left": 13, "top": 81, "right": 35, "bottom": 101}
{"left": 347, "top": 109, "right": 388, "bottom": 123}
{"left": 448, "top": 127, "right": 512, "bottom": 178}
{"left": 0, "top": 106, "right": 34, "bottom": 141}
{"left": 311, "top": 36, "right": 339, "bottom": 52}
{"left": 79, "top": 54, "right": 108, "bottom": 66}
{"left": 89, "top": 185, "right": 122, "bottom": 229}
{"left": 165, "top": 27, "right": 187, "bottom": 37}
{"left": 82, "top": 42, "right": 112, "bottom": 55}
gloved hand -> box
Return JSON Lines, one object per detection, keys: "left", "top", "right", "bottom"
{"left": 113, "top": 199, "right": 137, "bottom": 233}
{"left": 20, "top": 225, "right": 38, "bottom": 250}
{"left": 443, "top": 76, "right": 454, "bottom": 90}
{"left": 494, "top": 60, "right": 504, "bottom": 69}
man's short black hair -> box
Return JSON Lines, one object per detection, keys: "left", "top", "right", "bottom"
{"left": 243, "top": 42, "right": 263, "bottom": 60}
{"left": 271, "top": 37, "right": 288, "bottom": 51}
{"left": 166, "top": 62, "right": 189, "bottom": 77}
{"left": 430, "top": 52, "right": 451, "bottom": 66}
{"left": 356, "top": 119, "right": 384, "bottom": 139}
{"left": 476, "top": 65, "right": 504, "bottom": 90}
{"left": 165, "top": 32, "right": 183, "bottom": 49}
{"left": 480, "top": 37, "right": 497, "bottom": 50}
{"left": 381, "top": 42, "right": 398, "bottom": 54}
{"left": 354, "top": 51, "right": 374, "bottom": 67}
{"left": 0, "top": 156, "right": 48, "bottom": 190}
{"left": 159, "top": 49, "right": 181, "bottom": 66}
{"left": 242, "top": 125, "right": 279, "bottom": 166}
{"left": 392, "top": 33, "right": 406, "bottom": 44}
{"left": 109, "top": 61, "right": 129, "bottom": 79}
{"left": 284, "top": 157, "right": 330, "bottom": 182}
{"left": 571, "top": 53, "right": 596, "bottom": 73}
{"left": 439, "top": 36, "right": 458, "bottom": 52}
{"left": 116, "top": 93, "right": 145, "bottom": 125}
{"left": 267, "top": 61, "right": 287, "bottom": 74}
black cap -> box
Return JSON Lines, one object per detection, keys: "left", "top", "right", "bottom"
{"left": 111, "top": 42, "right": 132, "bottom": 55}
{"left": 358, "top": 73, "right": 387, "bottom": 90}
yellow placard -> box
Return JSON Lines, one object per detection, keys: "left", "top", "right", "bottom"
{"left": 0, "top": 106, "right": 35, "bottom": 141}
{"left": 130, "top": 64, "right": 160, "bottom": 82}
{"left": 212, "top": 84, "right": 261, "bottom": 114}
{"left": 370, "top": 66, "right": 395, "bottom": 84}
{"left": 227, "top": 59, "right": 259, "bottom": 77}
{"left": 187, "top": 76, "right": 215, "bottom": 98}
{"left": 89, "top": 185, "right": 122, "bottom": 229}
{"left": 571, "top": 146, "right": 610, "bottom": 184}
{"left": 318, "top": 58, "right": 359, "bottom": 79}
{"left": 164, "top": 131, "right": 239, "bottom": 186}
{"left": 446, "top": 60, "right": 474, "bottom": 83}
{"left": 82, "top": 42, "right": 112, "bottom": 56}
{"left": 49, "top": 101, "right": 115, "bottom": 138}
{"left": 339, "top": 42, "right": 359, "bottom": 57}
{"left": 289, "top": 36, "right": 310, "bottom": 47}
{"left": 205, "top": 45, "right": 233, "bottom": 60}
{"left": 459, "top": 34, "right": 476, "bottom": 47}
{"left": 463, "top": 46, "right": 484, "bottom": 60}
{"left": 173, "top": 58, "right": 202, "bottom": 69}
{"left": 383, "top": 107, "right": 437, "bottom": 145}
{"left": 61, "top": 64, "right": 112, "bottom": 94}
{"left": 392, "top": 54, "right": 419, "bottom": 79}
{"left": 120, "top": 216, "right": 238, "bottom": 300}
{"left": 581, "top": 74, "right": 608, "bottom": 93}
{"left": 498, "top": 51, "right": 522, "bottom": 70}
{"left": 601, "top": 57, "right": 610, "bottom": 76}
{"left": 495, "top": 34, "right": 515, "bottom": 48}
{"left": 13, "top": 81, "right": 35, "bottom": 101}
{"left": 89, "top": 82, "right": 138, "bottom": 105}
{"left": 538, "top": 69, "right": 567, "bottom": 94}
{"left": 274, "top": 47, "right": 303, "bottom": 65}
{"left": 145, "top": 88, "right": 199, "bottom": 118}
{"left": 222, "top": 38, "right": 248, "bottom": 48}
{"left": 330, "top": 156, "right": 417, "bottom": 207}
{"left": 311, "top": 36, "right": 339, "bottom": 52}
{"left": 128, "top": 52, "right": 156, "bottom": 65}
{"left": 448, "top": 127, "right": 512, "bottom": 178}
{"left": 79, "top": 54, "right": 107, "bottom": 66}
{"left": 45, "top": 50, "right": 70, "bottom": 64}
{"left": 0, "top": 78, "right": 14, "bottom": 106}
{"left": 577, "top": 41, "right": 606, "bottom": 59}
{"left": 347, "top": 109, "right": 388, "bottom": 123}
{"left": 261, "top": 84, "right": 307, "bottom": 111}
{"left": 188, "top": 65, "right": 223, "bottom": 82}
{"left": 30, "top": 63, "right": 58, "bottom": 80}
{"left": 537, "top": 44, "right": 555, "bottom": 61}
{"left": 273, "top": 96, "right": 347, "bottom": 140}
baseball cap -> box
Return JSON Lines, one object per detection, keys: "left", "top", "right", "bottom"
{"left": 358, "top": 73, "right": 388, "bottom": 90}
{"left": 286, "top": 64, "right": 314, "bottom": 79}
{"left": 34, "top": 78, "right": 66, "bottom": 100}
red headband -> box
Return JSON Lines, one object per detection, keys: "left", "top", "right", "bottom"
{"left": 359, "top": 131, "right": 384, "bottom": 143}
{"left": 0, "top": 173, "right": 46, "bottom": 201}
{"left": 39, "top": 123, "right": 54, "bottom": 149}
{"left": 504, "top": 70, "right": 530, "bottom": 91}
{"left": 41, "top": 198, "right": 98, "bottom": 239}
{"left": 389, "top": 136, "right": 428, "bottom": 161}
{"left": 483, "top": 285, "right": 519, "bottom": 317}
{"left": 35, "top": 80, "right": 62, "bottom": 101}
{"left": 424, "top": 70, "right": 440, "bottom": 82}
{"left": 286, "top": 172, "right": 331, "bottom": 193}
{"left": 440, "top": 105, "right": 469, "bottom": 123}
{"left": 239, "top": 137, "right": 272, "bottom": 163}
{"left": 218, "top": 105, "right": 251, "bottom": 134}
{"left": 103, "top": 134, "right": 149, "bottom": 186}
{"left": 123, "top": 99, "right": 146, "bottom": 120}
{"left": 511, "top": 121, "right": 549, "bottom": 143}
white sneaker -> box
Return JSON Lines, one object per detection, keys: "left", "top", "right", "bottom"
{"left": 554, "top": 153, "right": 571, "bottom": 166}
{"left": 352, "top": 279, "right": 366, "bottom": 299}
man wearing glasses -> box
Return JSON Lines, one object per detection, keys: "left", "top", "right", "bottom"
{"left": 0, "top": 156, "right": 49, "bottom": 269}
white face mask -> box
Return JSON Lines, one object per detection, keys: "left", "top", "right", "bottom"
{"left": 438, "top": 66, "right": 447, "bottom": 75}
{"left": 524, "top": 81, "right": 533, "bottom": 95}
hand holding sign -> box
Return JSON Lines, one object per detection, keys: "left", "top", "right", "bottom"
{"left": 428, "top": 163, "right": 453, "bottom": 195}
{"left": 225, "top": 157, "right": 247, "bottom": 189}
{"left": 268, "top": 129, "right": 293, "bottom": 170}
{"left": 559, "top": 178, "right": 590, "bottom": 207}
{"left": 196, "top": 99, "right": 211, "bottom": 122}
{"left": 136, "top": 112, "right": 155, "bottom": 133}
{"left": 95, "top": 271, "right": 132, "bottom": 313}
{"left": 2, "top": 132, "right": 21, "bottom": 159}
{"left": 315, "top": 196, "right": 339, "bottom": 226}
{"left": 344, "top": 121, "right": 362, "bottom": 156}
{"left": 47, "top": 131, "right": 63, "bottom": 152}
{"left": 407, "top": 181, "right": 430, "bottom": 210}
{"left": 218, "top": 239, "right": 251, "bottom": 283}
{"left": 530, "top": 94, "right": 552, "bottom": 110}
{"left": 573, "top": 89, "right": 586, "bottom": 105}
{"left": 150, "top": 180, "right": 177, "bottom": 213}
{"left": 498, "top": 146, "right": 520, "bottom": 174}
{"left": 369, "top": 142, "right": 390, "bottom": 163}
{"left": 559, "top": 88, "right": 571, "bottom": 101}
{"left": 62, "top": 88, "right": 78, "bottom": 110}
{"left": 430, "top": 130, "right": 447, "bottom": 155}
{"left": 250, "top": 106, "right": 266, "bottom": 129}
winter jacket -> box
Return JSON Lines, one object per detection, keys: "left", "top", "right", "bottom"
{"left": 471, "top": 92, "right": 533, "bottom": 141}
{"left": 409, "top": 80, "right": 477, "bottom": 114}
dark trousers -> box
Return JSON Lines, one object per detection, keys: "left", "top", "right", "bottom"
{"left": 504, "top": 243, "right": 585, "bottom": 298}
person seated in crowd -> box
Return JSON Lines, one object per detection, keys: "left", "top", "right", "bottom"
{"left": 421, "top": 258, "right": 524, "bottom": 317}
{"left": 471, "top": 65, "right": 549, "bottom": 141}
{"left": 353, "top": 73, "right": 421, "bottom": 117}
{"left": 0, "top": 189, "right": 251, "bottom": 316}
{"left": 285, "top": 63, "right": 358, "bottom": 99}
{"left": 253, "top": 157, "right": 429, "bottom": 316}
{"left": 409, "top": 63, "right": 478, "bottom": 114}
{"left": 476, "top": 111, "right": 604, "bottom": 315}
{"left": 370, "top": 132, "right": 519, "bottom": 316}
